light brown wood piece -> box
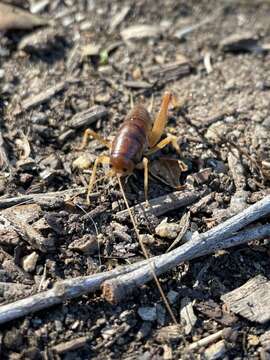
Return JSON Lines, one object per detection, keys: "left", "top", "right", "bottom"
{"left": 221, "top": 275, "right": 270, "bottom": 324}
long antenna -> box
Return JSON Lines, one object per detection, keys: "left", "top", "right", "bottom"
{"left": 117, "top": 175, "right": 178, "bottom": 325}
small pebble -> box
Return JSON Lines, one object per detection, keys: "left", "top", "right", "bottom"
{"left": 205, "top": 340, "right": 227, "bottom": 360}
{"left": 73, "top": 154, "right": 94, "bottom": 170}
{"left": 138, "top": 306, "right": 157, "bottom": 322}
{"left": 205, "top": 121, "right": 228, "bottom": 144}
{"left": 167, "top": 290, "right": 179, "bottom": 304}
{"left": 136, "top": 322, "right": 152, "bottom": 339}
{"left": 22, "top": 252, "right": 39, "bottom": 272}
{"left": 155, "top": 218, "right": 180, "bottom": 239}
{"left": 3, "top": 328, "right": 23, "bottom": 350}
{"left": 69, "top": 234, "right": 99, "bottom": 254}
{"left": 140, "top": 233, "right": 155, "bottom": 245}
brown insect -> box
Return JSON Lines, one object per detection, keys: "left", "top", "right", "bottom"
{"left": 79, "top": 91, "right": 182, "bottom": 202}
{"left": 78, "top": 91, "right": 182, "bottom": 324}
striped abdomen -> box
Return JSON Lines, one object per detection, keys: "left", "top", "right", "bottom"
{"left": 110, "top": 105, "right": 152, "bottom": 174}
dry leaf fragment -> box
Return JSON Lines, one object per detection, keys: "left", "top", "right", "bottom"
{"left": 0, "top": 3, "right": 47, "bottom": 31}
{"left": 149, "top": 157, "right": 188, "bottom": 189}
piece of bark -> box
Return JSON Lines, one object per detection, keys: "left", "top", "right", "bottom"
{"left": 0, "top": 3, "right": 47, "bottom": 31}
{"left": 227, "top": 149, "right": 246, "bottom": 190}
{"left": 123, "top": 80, "right": 152, "bottom": 89}
{"left": 18, "top": 27, "right": 63, "bottom": 54}
{"left": 145, "top": 60, "right": 191, "bottom": 84}
{"left": 221, "top": 275, "right": 270, "bottom": 324}
{"left": 116, "top": 189, "right": 204, "bottom": 219}
{"left": 16, "top": 81, "right": 67, "bottom": 113}
{"left": 121, "top": 24, "right": 161, "bottom": 41}
{"left": 187, "top": 328, "right": 232, "bottom": 351}
{"left": 180, "top": 297, "right": 197, "bottom": 334}
{"left": 204, "top": 340, "right": 227, "bottom": 360}
{"left": 0, "top": 248, "right": 32, "bottom": 284}
{"left": 51, "top": 336, "right": 89, "bottom": 354}
{"left": 1, "top": 204, "right": 54, "bottom": 252}
{"left": 0, "top": 130, "right": 10, "bottom": 170}
{"left": 67, "top": 105, "right": 108, "bottom": 129}
{"left": 0, "top": 216, "right": 20, "bottom": 246}
{"left": 0, "top": 282, "right": 33, "bottom": 302}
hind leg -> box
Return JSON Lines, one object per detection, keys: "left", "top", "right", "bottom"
{"left": 148, "top": 91, "right": 172, "bottom": 148}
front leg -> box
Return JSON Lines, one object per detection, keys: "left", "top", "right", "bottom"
{"left": 78, "top": 129, "right": 111, "bottom": 150}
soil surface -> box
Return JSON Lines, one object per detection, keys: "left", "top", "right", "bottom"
{"left": 0, "top": 0, "right": 270, "bottom": 359}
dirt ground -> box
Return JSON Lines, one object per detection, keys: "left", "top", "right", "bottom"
{"left": 0, "top": 0, "right": 270, "bottom": 359}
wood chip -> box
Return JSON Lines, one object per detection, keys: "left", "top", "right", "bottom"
{"left": 0, "top": 282, "right": 32, "bottom": 301}
{"left": 180, "top": 297, "right": 197, "bottom": 335}
{"left": 174, "top": 9, "right": 222, "bottom": 40}
{"left": 18, "top": 28, "right": 62, "bottom": 53}
{"left": 68, "top": 105, "right": 108, "bottom": 129}
{"left": 205, "top": 340, "right": 227, "bottom": 360}
{"left": 51, "top": 336, "right": 89, "bottom": 354}
{"left": 145, "top": 60, "right": 191, "bottom": 84}
{"left": 116, "top": 189, "right": 203, "bottom": 219}
{"left": 188, "top": 328, "right": 232, "bottom": 351}
{"left": 121, "top": 24, "right": 161, "bottom": 41}
{"left": 109, "top": 5, "right": 130, "bottom": 32}
{"left": 0, "top": 130, "right": 10, "bottom": 170}
{"left": 221, "top": 275, "right": 270, "bottom": 324}
{"left": 68, "top": 235, "right": 99, "bottom": 254}
{"left": 156, "top": 325, "right": 181, "bottom": 343}
{"left": 17, "top": 81, "right": 67, "bottom": 113}
{"left": 123, "top": 80, "right": 152, "bottom": 89}
{"left": 260, "top": 330, "right": 270, "bottom": 351}
{"left": 1, "top": 204, "right": 55, "bottom": 252}
{"left": 227, "top": 149, "right": 246, "bottom": 190}
{"left": 204, "top": 52, "right": 213, "bottom": 74}
{"left": 0, "top": 3, "right": 47, "bottom": 31}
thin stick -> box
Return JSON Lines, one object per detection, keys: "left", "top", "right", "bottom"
{"left": 116, "top": 176, "right": 178, "bottom": 324}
